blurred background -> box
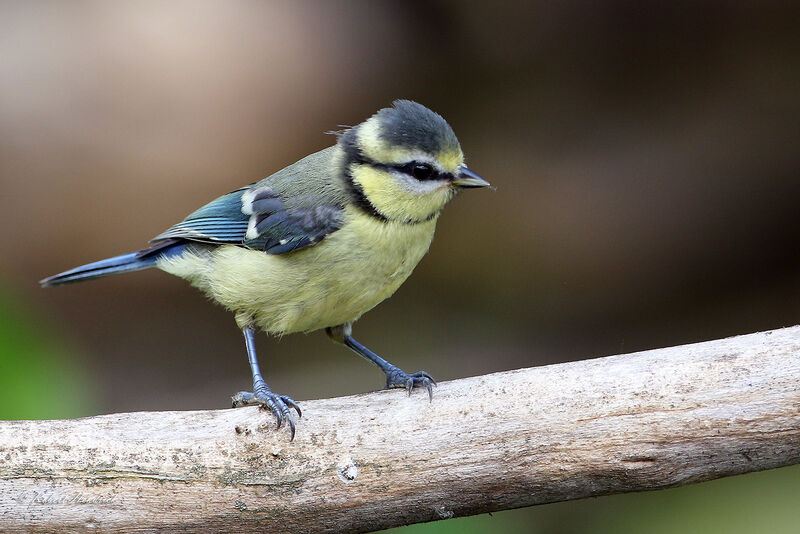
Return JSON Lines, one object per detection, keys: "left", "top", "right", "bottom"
{"left": 1, "top": 1, "right": 799, "bottom": 532}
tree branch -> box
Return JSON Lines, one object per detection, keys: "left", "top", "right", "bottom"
{"left": 1, "top": 326, "right": 799, "bottom": 533}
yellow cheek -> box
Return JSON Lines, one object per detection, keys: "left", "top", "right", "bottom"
{"left": 354, "top": 165, "right": 453, "bottom": 222}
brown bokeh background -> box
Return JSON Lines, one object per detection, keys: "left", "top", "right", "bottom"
{"left": 1, "top": 1, "right": 799, "bottom": 533}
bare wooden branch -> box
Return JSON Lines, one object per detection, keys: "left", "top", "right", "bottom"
{"left": 1, "top": 326, "right": 799, "bottom": 533}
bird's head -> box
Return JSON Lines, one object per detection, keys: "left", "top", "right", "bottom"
{"left": 338, "top": 100, "right": 490, "bottom": 224}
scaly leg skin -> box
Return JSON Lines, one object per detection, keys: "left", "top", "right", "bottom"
{"left": 231, "top": 327, "right": 301, "bottom": 440}
{"left": 326, "top": 324, "right": 437, "bottom": 401}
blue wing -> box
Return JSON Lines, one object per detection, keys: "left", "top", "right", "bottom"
{"left": 151, "top": 186, "right": 344, "bottom": 255}
{"left": 152, "top": 189, "right": 250, "bottom": 245}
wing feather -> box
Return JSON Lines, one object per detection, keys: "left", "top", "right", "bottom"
{"left": 151, "top": 184, "right": 344, "bottom": 254}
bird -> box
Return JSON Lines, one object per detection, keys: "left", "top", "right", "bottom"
{"left": 41, "top": 100, "right": 490, "bottom": 439}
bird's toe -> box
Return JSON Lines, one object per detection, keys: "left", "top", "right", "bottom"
{"left": 231, "top": 389, "right": 300, "bottom": 440}
{"left": 386, "top": 368, "right": 437, "bottom": 401}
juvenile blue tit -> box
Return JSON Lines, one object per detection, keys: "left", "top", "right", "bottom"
{"left": 41, "top": 100, "right": 490, "bottom": 439}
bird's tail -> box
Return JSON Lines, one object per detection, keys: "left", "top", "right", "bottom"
{"left": 40, "top": 240, "right": 186, "bottom": 287}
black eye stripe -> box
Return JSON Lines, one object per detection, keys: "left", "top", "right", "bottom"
{"left": 347, "top": 151, "right": 449, "bottom": 182}
{"left": 394, "top": 162, "right": 445, "bottom": 181}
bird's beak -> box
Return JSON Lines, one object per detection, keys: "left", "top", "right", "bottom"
{"left": 452, "top": 167, "right": 491, "bottom": 189}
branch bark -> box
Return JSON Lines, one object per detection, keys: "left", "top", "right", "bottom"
{"left": 1, "top": 326, "right": 799, "bottom": 533}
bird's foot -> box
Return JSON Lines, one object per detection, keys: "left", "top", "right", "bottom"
{"left": 231, "top": 386, "right": 302, "bottom": 440}
{"left": 384, "top": 366, "right": 437, "bottom": 401}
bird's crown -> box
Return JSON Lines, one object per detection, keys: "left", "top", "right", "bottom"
{"left": 340, "top": 100, "right": 464, "bottom": 174}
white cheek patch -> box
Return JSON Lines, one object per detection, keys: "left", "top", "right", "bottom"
{"left": 393, "top": 171, "right": 450, "bottom": 195}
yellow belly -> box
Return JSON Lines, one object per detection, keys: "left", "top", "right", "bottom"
{"left": 158, "top": 206, "right": 437, "bottom": 334}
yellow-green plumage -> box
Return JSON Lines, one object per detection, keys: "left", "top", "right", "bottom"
{"left": 159, "top": 205, "right": 439, "bottom": 334}
{"left": 42, "top": 100, "right": 490, "bottom": 438}
{"left": 158, "top": 109, "right": 463, "bottom": 335}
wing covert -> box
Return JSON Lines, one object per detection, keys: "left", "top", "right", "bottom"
{"left": 241, "top": 186, "right": 344, "bottom": 254}
{"left": 151, "top": 185, "right": 344, "bottom": 255}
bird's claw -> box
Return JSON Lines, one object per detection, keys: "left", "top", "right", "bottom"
{"left": 385, "top": 368, "right": 437, "bottom": 401}
{"left": 231, "top": 388, "right": 302, "bottom": 440}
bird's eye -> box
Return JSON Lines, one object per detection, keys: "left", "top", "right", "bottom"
{"left": 410, "top": 163, "right": 435, "bottom": 181}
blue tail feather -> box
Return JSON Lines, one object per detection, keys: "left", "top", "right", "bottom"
{"left": 40, "top": 242, "right": 187, "bottom": 287}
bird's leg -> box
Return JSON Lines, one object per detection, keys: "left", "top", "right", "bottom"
{"left": 326, "top": 324, "right": 436, "bottom": 401}
{"left": 231, "top": 327, "right": 301, "bottom": 439}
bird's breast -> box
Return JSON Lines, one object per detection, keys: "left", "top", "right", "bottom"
{"left": 163, "top": 206, "right": 438, "bottom": 334}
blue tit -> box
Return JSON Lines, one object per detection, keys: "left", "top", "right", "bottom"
{"left": 41, "top": 100, "right": 490, "bottom": 439}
